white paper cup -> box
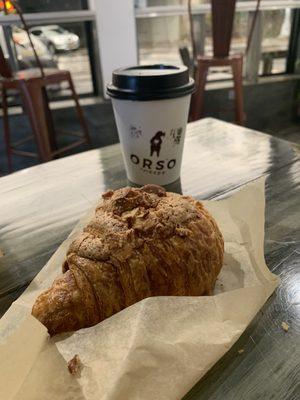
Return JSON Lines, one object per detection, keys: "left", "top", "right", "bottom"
{"left": 107, "top": 65, "right": 195, "bottom": 186}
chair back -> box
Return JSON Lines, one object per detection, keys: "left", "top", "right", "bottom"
{"left": 211, "top": 0, "right": 236, "bottom": 57}
{"left": 0, "top": 46, "right": 13, "bottom": 78}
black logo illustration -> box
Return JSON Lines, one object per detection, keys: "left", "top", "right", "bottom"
{"left": 150, "top": 131, "right": 165, "bottom": 157}
{"left": 170, "top": 127, "right": 183, "bottom": 145}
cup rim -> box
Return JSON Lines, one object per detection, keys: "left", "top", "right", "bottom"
{"left": 107, "top": 64, "right": 195, "bottom": 101}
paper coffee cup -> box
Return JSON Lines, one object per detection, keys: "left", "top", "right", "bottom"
{"left": 107, "top": 65, "right": 195, "bottom": 186}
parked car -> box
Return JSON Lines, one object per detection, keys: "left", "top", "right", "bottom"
{"left": 12, "top": 27, "right": 58, "bottom": 70}
{"left": 29, "top": 25, "right": 80, "bottom": 54}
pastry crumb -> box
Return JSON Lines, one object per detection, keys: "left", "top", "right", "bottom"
{"left": 68, "top": 354, "right": 82, "bottom": 375}
{"left": 238, "top": 349, "right": 244, "bottom": 354}
{"left": 281, "top": 322, "right": 289, "bottom": 332}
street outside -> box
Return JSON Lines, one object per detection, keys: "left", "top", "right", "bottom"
{"left": 55, "top": 30, "right": 287, "bottom": 95}
{"left": 55, "top": 48, "right": 93, "bottom": 96}
{"left": 57, "top": 39, "right": 288, "bottom": 99}
{"left": 139, "top": 37, "right": 289, "bottom": 81}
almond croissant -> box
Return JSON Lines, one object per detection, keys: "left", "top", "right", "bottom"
{"left": 32, "top": 185, "right": 224, "bottom": 335}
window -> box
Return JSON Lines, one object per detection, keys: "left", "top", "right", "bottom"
{"left": 137, "top": 15, "right": 189, "bottom": 65}
{"left": 260, "top": 9, "right": 292, "bottom": 75}
{"left": 0, "top": 22, "right": 95, "bottom": 105}
{"left": 41, "top": 22, "right": 93, "bottom": 96}
{"left": 135, "top": 1, "right": 299, "bottom": 81}
{"left": 0, "top": 0, "right": 97, "bottom": 101}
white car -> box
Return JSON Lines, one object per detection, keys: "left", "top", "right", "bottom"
{"left": 11, "top": 27, "right": 58, "bottom": 70}
{"left": 30, "top": 25, "right": 80, "bottom": 54}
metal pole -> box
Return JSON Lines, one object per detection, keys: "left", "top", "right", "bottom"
{"left": 286, "top": 9, "right": 300, "bottom": 73}
{"left": 2, "top": 26, "right": 18, "bottom": 72}
{"left": 245, "top": 10, "right": 263, "bottom": 83}
{"left": 84, "top": 20, "right": 102, "bottom": 96}
{"left": 193, "top": 13, "right": 205, "bottom": 56}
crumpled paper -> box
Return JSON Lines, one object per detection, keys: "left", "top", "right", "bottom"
{"left": 0, "top": 178, "right": 279, "bottom": 400}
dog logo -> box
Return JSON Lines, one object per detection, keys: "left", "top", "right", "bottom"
{"left": 150, "top": 131, "right": 165, "bottom": 157}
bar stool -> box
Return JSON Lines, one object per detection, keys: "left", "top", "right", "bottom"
{"left": 0, "top": 1, "right": 91, "bottom": 172}
{"left": 190, "top": 0, "right": 245, "bottom": 125}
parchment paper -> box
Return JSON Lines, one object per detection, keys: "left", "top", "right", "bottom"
{"left": 0, "top": 178, "right": 279, "bottom": 400}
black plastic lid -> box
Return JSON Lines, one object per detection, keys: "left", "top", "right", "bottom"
{"left": 107, "top": 64, "right": 195, "bottom": 101}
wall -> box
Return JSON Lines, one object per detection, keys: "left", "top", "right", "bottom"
{"left": 89, "top": 0, "right": 138, "bottom": 94}
{"left": 202, "top": 78, "right": 299, "bottom": 132}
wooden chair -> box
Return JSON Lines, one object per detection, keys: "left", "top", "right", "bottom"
{"left": 0, "top": 1, "right": 91, "bottom": 172}
{"left": 190, "top": 0, "right": 245, "bottom": 125}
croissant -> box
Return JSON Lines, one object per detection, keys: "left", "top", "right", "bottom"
{"left": 32, "top": 184, "right": 224, "bottom": 335}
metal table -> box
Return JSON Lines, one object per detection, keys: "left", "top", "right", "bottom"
{"left": 0, "top": 118, "right": 299, "bottom": 399}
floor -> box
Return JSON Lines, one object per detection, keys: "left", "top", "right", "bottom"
{"left": 0, "top": 101, "right": 118, "bottom": 175}
{"left": 0, "top": 100, "right": 299, "bottom": 176}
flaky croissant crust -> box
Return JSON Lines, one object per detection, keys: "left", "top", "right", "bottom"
{"left": 32, "top": 185, "right": 224, "bottom": 335}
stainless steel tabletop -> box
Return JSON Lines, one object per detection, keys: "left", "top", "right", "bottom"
{"left": 0, "top": 118, "right": 299, "bottom": 399}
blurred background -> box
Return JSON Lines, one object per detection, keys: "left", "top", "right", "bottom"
{"left": 0, "top": 0, "right": 299, "bottom": 173}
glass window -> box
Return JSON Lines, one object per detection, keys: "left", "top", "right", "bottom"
{"left": 1, "top": 21, "right": 94, "bottom": 102}
{"left": 136, "top": 2, "right": 294, "bottom": 80}
{"left": 0, "top": 0, "right": 98, "bottom": 102}
{"left": 137, "top": 11, "right": 250, "bottom": 81}
{"left": 260, "top": 9, "right": 291, "bottom": 75}
{"left": 137, "top": 15, "right": 189, "bottom": 65}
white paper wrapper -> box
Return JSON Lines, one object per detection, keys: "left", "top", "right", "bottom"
{"left": 0, "top": 178, "right": 279, "bottom": 400}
